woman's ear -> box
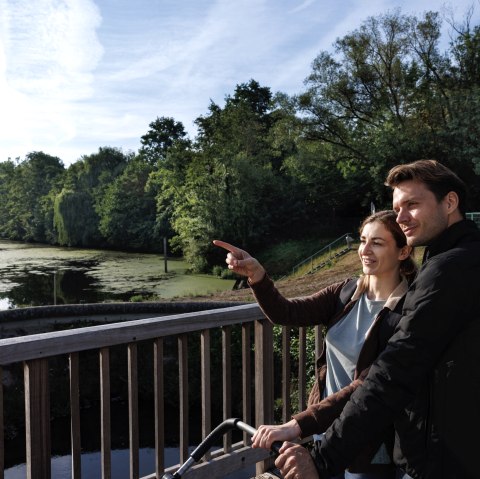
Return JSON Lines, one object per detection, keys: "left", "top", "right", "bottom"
{"left": 399, "top": 245, "right": 412, "bottom": 261}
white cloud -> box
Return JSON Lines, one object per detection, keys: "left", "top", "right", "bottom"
{"left": 0, "top": 0, "right": 478, "bottom": 165}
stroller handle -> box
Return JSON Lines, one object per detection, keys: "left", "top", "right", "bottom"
{"left": 162, "top": 418, "right": 282, "bottom": 478}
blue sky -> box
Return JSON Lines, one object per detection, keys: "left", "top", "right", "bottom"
{"left": 1, "top": 0, "right": 479, "bottom": 166}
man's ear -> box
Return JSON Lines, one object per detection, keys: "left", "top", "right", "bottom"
{"left": 445, "top": 191, "right": 459, "bottom": 214}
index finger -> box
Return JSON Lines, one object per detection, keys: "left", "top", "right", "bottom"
{"left": 212, "top": 239, "right": 242, "bottom": 255}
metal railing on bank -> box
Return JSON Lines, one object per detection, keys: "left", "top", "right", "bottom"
{"left": 281, "top": 233, "right": 354, "bottom": 279}
{"left": 0, "top": 302, "right": 318, "bottom": 479}
{"left": 466, "top": 212, "right": 480, "bottom": 228}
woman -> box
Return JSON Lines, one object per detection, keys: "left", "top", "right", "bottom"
{"left": 214, "top": 210, "right": 416, "bottom": 479}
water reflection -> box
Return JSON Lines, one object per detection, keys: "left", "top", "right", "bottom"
{"left": 0, "top": 240, "right": 235, "bottom": 309}
{"left": 4, "top": 448, "right": 255, "bottom": 479}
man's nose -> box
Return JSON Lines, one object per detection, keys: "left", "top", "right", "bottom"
{"left": 396, "top": 209, "right": 408, "bottom": 224}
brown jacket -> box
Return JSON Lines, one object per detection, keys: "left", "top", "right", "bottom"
{"left": 250, "top": 274, "right": 408, "bottom": 472}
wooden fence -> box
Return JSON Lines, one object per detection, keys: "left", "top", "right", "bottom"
{"left": 0, "top": 303, "right": 316, "bottom": 479}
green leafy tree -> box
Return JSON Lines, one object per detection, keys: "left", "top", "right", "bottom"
{"left": 298, "top": 11, "right": 454, "bottom": 206}
{"left": 139, "top": 117, "right": 188, "bottom": 165}
{"left": 98, "top": 158, "right": 160, "bottom": 250}
{"left": 165, "top": 80, "right": 300, "bottom": 271}
{"left": 54, "top": 147, "right": 130, "bottom": 246}
{"left": 0, "top": 152, "right": 64, "bottom": 242}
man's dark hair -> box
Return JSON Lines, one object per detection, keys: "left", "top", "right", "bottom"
{"left": 385, "top": 159, "right": 467, "bottom": 215}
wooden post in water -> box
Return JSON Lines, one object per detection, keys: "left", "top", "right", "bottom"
{"left": 163, "top": 237, "right": 168, "bottom": 273}
{"left": 53, "top": 271, "right": 57, "bottom": 305}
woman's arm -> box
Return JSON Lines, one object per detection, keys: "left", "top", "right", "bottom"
{"left": 293, "top": 368, "right": 370, "bottom": 437}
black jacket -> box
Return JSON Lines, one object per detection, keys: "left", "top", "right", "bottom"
{"left": 251, "top": 275, "right": 408, "bottom": 473}
{"left": 313, "top": 220, "right": 480, "bottom": 479}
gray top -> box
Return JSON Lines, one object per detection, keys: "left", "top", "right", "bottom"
{"left": 324, "top": 292, "right": 385, "bottom": 397}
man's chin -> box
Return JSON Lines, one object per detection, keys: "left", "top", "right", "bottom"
{"left": 406, "top": 237, "right": 420, "bottom": 247}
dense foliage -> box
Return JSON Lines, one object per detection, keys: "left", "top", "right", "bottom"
{"left": 1, "top": 10, "right": 479, "bottom": 272}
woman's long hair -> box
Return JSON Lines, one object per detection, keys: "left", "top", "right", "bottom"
{"left": 360, "top": 210, "right": 417, "bottom": 283}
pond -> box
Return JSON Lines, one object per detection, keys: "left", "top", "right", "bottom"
{"left": 0, "top": 240, "right": 253, "bottom": 478}
{"left": 0, "top": 239, "right": 235, "bottom": 310}
{"left": 5, "top": 449, "right": 255, "bottom": 479}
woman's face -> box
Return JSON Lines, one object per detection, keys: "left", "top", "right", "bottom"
{"left": 358, "top": 221, "right": 407, "bottom": 279}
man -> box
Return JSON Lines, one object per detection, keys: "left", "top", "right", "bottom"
{"left": 267, "top": 160, "right": 480, "bottom": 479}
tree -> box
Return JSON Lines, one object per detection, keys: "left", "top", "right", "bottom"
{"left": 139, "top": 117, "right": 188, "bottom": 165}
{"left": 166, "top": 80, "right": 301, "bottom": 271}
{"left": 98, "top": 158, "right": 160, "bottom": 250}
{"left": 0, "top": 152, "right": 64, "bottom": 242}
{"left": 54, "top": 147, "right": 131, "bottom": 246}
{"left": 298, "top": 9, "right": 479, "bottom": 208}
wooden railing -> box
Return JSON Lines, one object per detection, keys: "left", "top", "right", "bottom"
{"left": 0, "top": 303, "right": 315, "bottom": 479}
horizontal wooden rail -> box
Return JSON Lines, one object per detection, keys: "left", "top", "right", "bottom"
{"left": 0, "top": 303, "right": 264, "bottom": 365}
{"left": 0, "top": 302, "right": 312, "bottom": 479}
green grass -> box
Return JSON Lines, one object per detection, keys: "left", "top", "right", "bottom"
{"left": 256, "top": 237, "right": 335, "bottom": 277}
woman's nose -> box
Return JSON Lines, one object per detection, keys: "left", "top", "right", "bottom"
{"left": 360, "top": 241, "right": 372, "bottom": 253}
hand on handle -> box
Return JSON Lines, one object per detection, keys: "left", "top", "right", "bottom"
{"left": 251, "top": 419, "right": 302, "bottom": 451}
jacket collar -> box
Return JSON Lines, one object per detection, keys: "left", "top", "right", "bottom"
{"left": 423, "top": 219, "right": 480, "bottom": 263}
{"left": 351, "top": 276, "right": 409, "bottom": 310}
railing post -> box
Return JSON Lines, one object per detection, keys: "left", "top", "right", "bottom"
{"left": 242, "top": 323, "right": 252, "bottom": 445}
{"left": 153, "top": 338, "right": 165, "bottom": 475}
{"left": 254, "top": 319, "right": 274, "bottom": 474}
{"left": 24, "top": 358, "right": 51, "bottom": 479}
{"left": 100, "top": 348, "right": 111, "bottom": 479}
{"left": 222, "top": 326, "right": 232, "bottom": 452}
{"left": 282, "top": 327, "right": 291, "bottom": 423}
{"left": 201, "top": 330, "right": 211, "bottom": 458}
{"left": 69, "top": 353, "right": 81, "bottom": 479}
{"left": 178, "top": 334, "right": 189, "bottom": 462}
{"left": 0, "top": 366, "right": 4, "bottom": 479}
{"left": 128, "top": 343, "right": 139, "bottom": 479}
{"left": 298, "top": 327, "right": 307, "bottom": 412}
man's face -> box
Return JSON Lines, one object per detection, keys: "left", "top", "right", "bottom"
{"left": 392, "top": 180, "right": 449, "bottom": 247}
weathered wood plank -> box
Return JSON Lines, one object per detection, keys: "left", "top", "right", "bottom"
{"left": 100, "top": 348, "right": 111, "bottom": 479}
{"left": 298, "top": 327, "right": 307, "bottom": 412}
{"left": 282, "top": 327, "right": 292, "bottom": 423}
{"left": 178, "top": 334, "right": 189, "bottom": 463}
{"left": 0, "top": 304, "right": 264, "bottom": 365}
{"left": 201, "top": 330, "right": 211, "bottom": 459}
{"left": 153, "top": 338, "right": 165, "bottom": 475}
{"left": 0, "top": 366, "right": 3, "bottom": 479}
{"left": 69, "top": 353, "right": 81, "bottom": 479}
{"left": 242, "top": 323, "right": 252, "bottom": 445}
{"left": 222, "top": 326, "right": 232, "bottom": 453}
{"left": 128, "top": 343, "right": 139, "bottom": 479}
{"left": 142, "top": 443, "right": 271, "bottom": 479}
{"left": 254, "top": 320, "right": 274, "bottom": 475}
{"left": 24, "top": 358, "right": 51, "bottom": 479}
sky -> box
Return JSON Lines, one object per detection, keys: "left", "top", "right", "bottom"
{"left": 1, "top": 0, "right": 479, "bottom": 166}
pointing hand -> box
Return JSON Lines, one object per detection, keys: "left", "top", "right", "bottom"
{"left": 212, "top": 240, "right": 266, "bottom": 284}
